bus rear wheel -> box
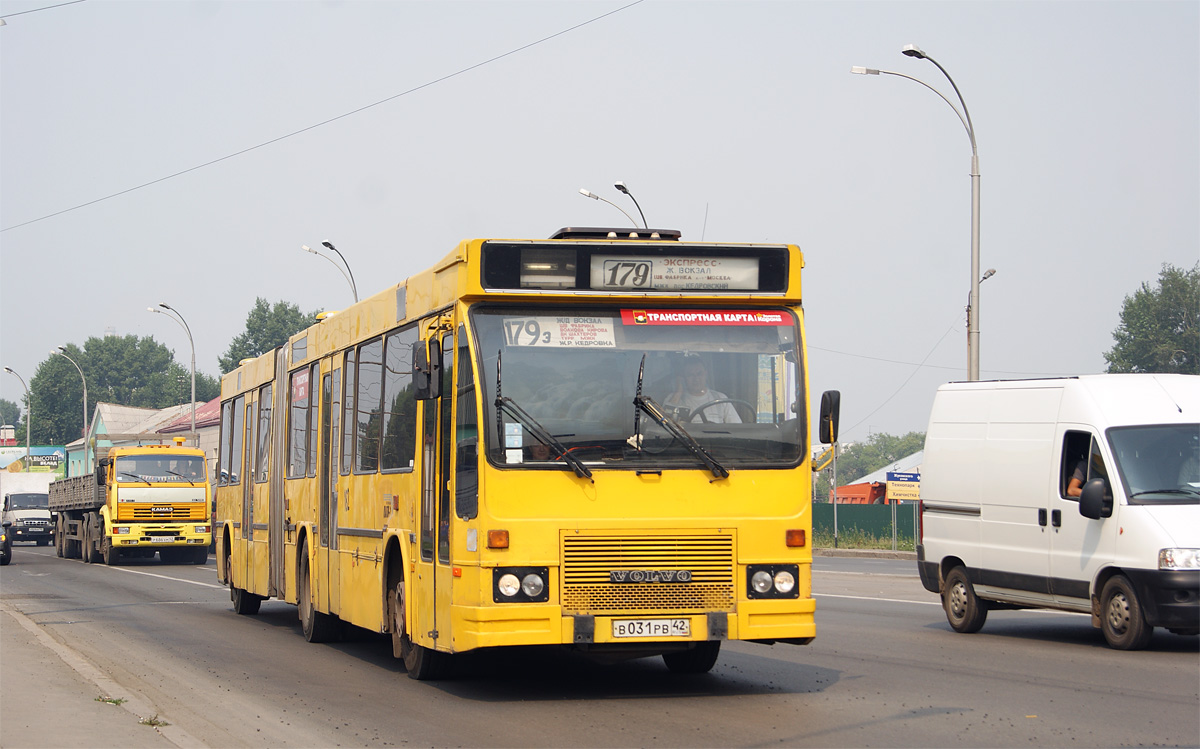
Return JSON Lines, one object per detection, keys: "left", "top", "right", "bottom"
{"left": 226, "top": 544, "right": 261, "bottom": 615}
{"left": 662, "top": 641, "right": 721, "bottom": 674}
{"left": 298, "top": 545, "right": 338, "bottom": 643}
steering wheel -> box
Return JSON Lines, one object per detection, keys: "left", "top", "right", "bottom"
{"left": 690, "top": 399, "right": 757, "bottom": 424}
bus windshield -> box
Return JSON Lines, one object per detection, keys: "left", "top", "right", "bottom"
{"left": 114, "top": 454, "right": 207, "bottom": 484}
{"left": 471, "top": 305, "right": 805, "bottom": 471}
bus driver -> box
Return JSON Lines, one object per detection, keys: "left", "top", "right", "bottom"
{"left": 664, "top": 356, "right": 742, "bottom": 424}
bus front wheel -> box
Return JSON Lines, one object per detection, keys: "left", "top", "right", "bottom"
{"left": 389, "top": 579, "right": 444, "bottom": 680}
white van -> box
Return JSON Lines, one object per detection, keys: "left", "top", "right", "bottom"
{"left": 917, "top": 374, "right": 1199, "bottom": 650}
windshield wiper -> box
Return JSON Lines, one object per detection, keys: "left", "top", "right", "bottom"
{"left": 1130, "top": 488, "right": 1200, "bottom": 498}
{"left": 163, "top": 470, "right": 197, "bottom": 486}
{"left": 632, "top": 393, "right": 729, "bottom": 481}
{"left": 117, "top": 471, "right": 151, "bottom": 486}
{"left": 495, "top": 350, "right": 593, "bottom": 482}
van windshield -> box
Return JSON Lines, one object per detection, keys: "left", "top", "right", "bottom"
{"left": 7, "top": 493, "right": 48, "bottom": 509}
{"left": 1107, "top": 424, "right": 1200, "bottom": 504}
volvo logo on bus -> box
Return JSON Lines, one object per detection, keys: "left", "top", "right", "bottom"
{"left": 609, "top": 570, "right": 692, "bottom": 583}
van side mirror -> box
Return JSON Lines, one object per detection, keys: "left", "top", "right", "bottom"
{"left": 412, "top": 339, "right": 442, "bottom": 400}
{"left": 1078, "top": 477, "right": 1112, "bottom": 519}
{"left": 819, "top": 390, "right": 840, "bottom": 445}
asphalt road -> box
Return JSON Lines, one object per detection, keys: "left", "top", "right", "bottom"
{"left": 2, "top": 544, "right": 1197, "bottom": 748}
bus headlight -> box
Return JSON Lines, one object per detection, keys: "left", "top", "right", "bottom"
{"left": 497, "top": 574, "right": 521, "bottom": 598}
{"left": 521, "top": 573, "right": 545, "bottom": 598}
{"left": 747, "top": 564, "right": 801, "bottom": 599}
{"left": 1159, "top": 548, "right": 1200, "bottom": 569}
{"left": 493, "top": 567, "right": 550, "bottom": 603}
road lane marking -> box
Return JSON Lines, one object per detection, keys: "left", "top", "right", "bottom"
{"left": 109, "top": 566, "right": 226, "bottom": 590}
{"left": 816, "top": 592, "right": 939, "bottom": 606}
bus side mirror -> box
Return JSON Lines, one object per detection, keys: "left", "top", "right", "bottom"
{"left": 819, "top": 390, "right": 840, "bottom": 445}
{"left": 413, "top": 339, "right": 442, "bottom": 400}
{"left": 1078, "top": 477, "right": 1112, "bottom": 519}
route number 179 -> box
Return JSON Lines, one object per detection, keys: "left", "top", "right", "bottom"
{"left": 603, "top": 261, "right": 651, "bottom": 288}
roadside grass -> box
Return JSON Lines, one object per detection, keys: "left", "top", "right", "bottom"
{"left": 813, "top": 527, "right": 915, "bottom": 551}
{"left": 139, "top": 715, "right": 170, "bottom": 727}
{"left": 95, "top": 696, "right": 126, "bottom": 706}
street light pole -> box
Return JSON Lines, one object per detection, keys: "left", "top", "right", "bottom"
{"left": 852, "top": 44, "right": 982, "bottom": 380}
{"left": 321, "top": 241, "right": 359, "bottom": 303}
{"left": 613, "top": 181, "right": 648, "bottom": 229}
{"left": 579, "top": 188, "right": 640, "bottom": 228}
{"left": 52, "top": 347, "right": 89, "bottom": 472}
{"left": 303, "top": 245, "right": 358, "bottom": 304}
{"left": 150, "top": 304, "right": 196, "bottom": 445}
{"left": 3, "top": 366, "right": 31, "bottom": 468}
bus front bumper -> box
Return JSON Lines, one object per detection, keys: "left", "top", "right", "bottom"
{"left": 451, "top": 598, "right": 816, "bottom": 652}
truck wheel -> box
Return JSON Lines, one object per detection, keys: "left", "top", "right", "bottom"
{"left": 81, "top": 520, "right": 93, "bottom": 564}
{"left": 55, "top": 518, "right": 64, "bottom": 558}
{"left": 943, "top": 566, "right": 988, "bottom": 633}
{"left": 298, "top": 545, "right": 338, "bottom": 643}
{"left": 85, "top": 514, "right": 102, "bottom": 564}
{"left": 1100, "top": 574, "right": 1154, "bottom": 650}
{"left": 662, "top": 641, "right": 721, "bottom": 674}
{"left": 101, "top": 530, "right": 119, "bottom": 566}
{"left": 36, "top": 538, "right": 50, "bottom": 547}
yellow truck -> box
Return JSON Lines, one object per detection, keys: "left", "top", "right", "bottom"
{"left": 49, "top": 441, "right": 211, "bottom": 565}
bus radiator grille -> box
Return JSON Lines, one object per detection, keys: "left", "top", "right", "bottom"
{"left": 561, "top": 533, "right": 735, "bottom": 614}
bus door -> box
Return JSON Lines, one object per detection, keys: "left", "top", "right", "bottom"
{"left": 317, "top": 361, "right": 342, "bottom": 613}
{"left": 268, "top": 352, "right": 288, "bottom": 598}
{"left": 249, "top": 382, "right": 274, "bottom": 596}
{"left": 240, "top": 396, "right": 254, "bottom": 592}
{"left": 413, "top": 323, "right": 454, "bottom": 651}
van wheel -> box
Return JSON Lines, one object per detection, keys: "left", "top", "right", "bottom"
{"left": 662, "top": 641, "right": 721, "bottom": 674}
{"left": 1100, "top": 575, "right": 1153, "bottom": 650}
{"left": 943, "top": 567, "right": 988, "bottom": 633}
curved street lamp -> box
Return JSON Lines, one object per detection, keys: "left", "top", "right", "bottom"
{"left": 323, "top": 241, "right": 359, "bottom": 303}
{"left": 852, "top": 44, "right": 982, "bottom": 380}
{"left": 614, "top": 181, "right": 648, "bottom": 229}
{"left": 3, "top": 366, "right": 31, "bottom": 467}
{"left": 579, "top": 188, "right": 640, "bottom": 228}
{"left": 52, "top": 346, "right": 89, "bottom": 471}
{"left": 303, "top": 244, "right": 358, "bottom": 303}
{"left": 149, "top": 303, "right": 196, "bottom": 445}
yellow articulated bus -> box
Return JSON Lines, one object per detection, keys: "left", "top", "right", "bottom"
{"left": 216, "top": 226, "right": 822, "bottom": 679}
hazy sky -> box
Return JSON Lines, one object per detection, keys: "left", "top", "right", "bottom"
{"left": 1, "top": 0, "right": 1197, "bottom": 445}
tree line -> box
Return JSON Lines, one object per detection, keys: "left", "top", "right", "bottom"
{"left": 4, "top": 263, "right": 1197, "bottom": 447}
{"left": 3, "top": 298, "right": 317, "bottom": 446}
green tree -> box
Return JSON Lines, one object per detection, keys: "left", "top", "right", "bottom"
{"left": 0, "top": 398, "right": 20, "bottom": 430}
{"left": 1104, "top": 262, "right": 1199, "bottom": 375}
{"left": 813, "top": 431, "right": 926, "bottom": 503}
{"left": 28, "top": 337, "right": 220, "bottom": 445}
{"left": 219, "top": 298, "right": 321, "bottom": 373}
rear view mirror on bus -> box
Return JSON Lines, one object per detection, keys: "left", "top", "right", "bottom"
{"left": 413, "top": 339, "right": 442, "bottom": 400}
{"left": 819, "top": 390, "right": 840, "bottom": 445}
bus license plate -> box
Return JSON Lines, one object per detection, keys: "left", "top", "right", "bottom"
{"left": 149, "top": 536, "right": 175, "bottom": 544}
{"left": 612, "top": 618, "right": 691, "bottom": 638}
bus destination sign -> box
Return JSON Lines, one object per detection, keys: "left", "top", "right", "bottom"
{"left": 590, "top": 256, "right": 759, "bottom": 291}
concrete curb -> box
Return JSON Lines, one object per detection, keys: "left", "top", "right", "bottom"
{"left": 814, "top": 547, "right": 917, "bottom": 561}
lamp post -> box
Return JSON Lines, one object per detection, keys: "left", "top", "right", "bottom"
{"left": 3, "top": 366, "right": 30, "bottom": 468}
{"left": 150, "top": 303, "right": 196, "bottom": 445}
{"left": 303, "top": 244, "right": 358, "bottom": 303}
{"left": 613, "top": 181, "right": 648, "bottom": 229}
{"left": 322, "top": 241, "right": 359, "bottom": 303}
{"left": 52, "top": 347, "right": 89, "bottom": 472}
{"left": 852, "top": 44, "right": 982, "bottom": 380}
{"left": 579, "top": 188, "right": 640, "bottom": 228}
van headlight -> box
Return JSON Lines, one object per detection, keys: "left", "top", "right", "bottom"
{"left": 492, "top": 567, "right": 549, "bottom": 603}
{"left": 1159, "top": 548, "right": 1200, "bottom": 570}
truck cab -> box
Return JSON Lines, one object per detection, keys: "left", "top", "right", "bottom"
{"left": 2, "top": 491, "right": 53, "bottom": 546}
